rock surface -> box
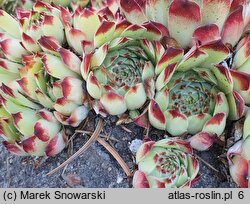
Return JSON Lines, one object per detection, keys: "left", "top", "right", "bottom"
{"left": 0, "top": 112, "right": 237, "bottom": 188}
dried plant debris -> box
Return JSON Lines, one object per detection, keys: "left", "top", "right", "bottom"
{"left": 1, "top": 0, "right": 250, "bottom": 188}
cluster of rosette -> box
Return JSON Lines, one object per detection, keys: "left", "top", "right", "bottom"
{"left": 133, "top": 138, "right": 199, "bottom": 188}
{"left": 115, "top": 0, "right": 250, "bottom": 149}
{"left": 13, "top": 0, "right": 90, "bottom": 10}
{"left": 227, "top": 109, "right": 250, "bottom": 188}
{"left": 0, "top": 0, "right": 250, "bottom": 188}
{"left": 0, "top": 1, "right": 89, "bottom": 156}
{"left": 226, "top": 31, "right": 250, "bottom": 188}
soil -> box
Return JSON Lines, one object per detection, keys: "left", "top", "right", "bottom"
{"left": 0, "top": 111, "right": 238, "bottom": 188}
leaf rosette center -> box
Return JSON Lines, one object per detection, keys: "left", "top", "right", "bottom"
{"left": 168, "top": 71, "right": 215, "bottom": 117}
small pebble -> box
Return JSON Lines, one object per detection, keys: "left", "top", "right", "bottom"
{"left": 116, "top": 175, "right": 123, "bottom": 184}
{"left": 129, "top": 139, "right": 143, "bottom": 154}
{"left": 8, "top": 158, "right": 13, "bottom": 164}
{"left": 234, "top": 120, "right": 244, "bottom": 141}
{"left": 101, "top": 163, "right": 106, "bottom": 168}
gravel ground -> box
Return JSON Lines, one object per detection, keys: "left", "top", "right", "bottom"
{"left": 0, "top": 112, "right": 238, "bottom": 188}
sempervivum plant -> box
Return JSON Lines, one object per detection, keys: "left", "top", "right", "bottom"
{"left": 0, "top": 0, "right": 33, "bottom": 13}
{"left": 120, "top": 0, "right": 250, "bottom": 48}
{"left": 0, "top": 4, "right": 89, "bottom": 127}
{"left": 133, "top": 138, "right": 199, "bottom": 188}
{"left": 81, "top": 17, "right": 169, "bottom": 117}
{"left": 0, "top": 2, "right": 89, "bottom": 156}
{"left": 61, "top": 1, "right": 121, "bottom": 56}
{"left": 0, "top": 96, "right": 66, "bottom": 156}
{"left": 43, "top": 0, "right": 89, "bottom": 7}
{"left": 17, "top": 0, "right": 66, "bottom": 49}
{"left": 233, "top": 33, "right": 250, "bottom": 104}
{"left": 117, "top": 0, "right": 250, "bottom": 151}
{"left": 73, "top": 4, "right": 168, "bottom": 115}
{"left": 227, "top": 109, "right": 250, "bottom": 188}
{"left": 17, "top": 0, "right": 89, "bottom": 11}
{"left": 91, "top": 0, "right": 119, "bottom": 13}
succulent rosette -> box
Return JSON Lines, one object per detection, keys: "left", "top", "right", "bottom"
{"left": 232, "top": 33, "right": 250, "bottom": 105}
{"left": 9, "top": 1, "right": 88, "bottom": 54}
{"left": 120, "top": 0, "right": 250, "bottom": 48}
{"left": 20, "top": 54, "right": 89, "bottom": 127}
{"left": 43, "top": 0, "right": 89, "bottom": 7}
{"left": 91, "top": 0, "right": 119, "bottom": 13}
{"left": 17, "top": 0, "right": 66, "bottom": 51}
{"left": 0, "top": 3, "right": 89, "bottom": 127}
{"left": 0, "top": 2, "right": 89, "bottom": 156}
{"left": 80, "top": 14, "right": 170, "bottom": 117}
{"left": 84, "top": 38, "right": 154, "bottom": 116}
{"left": 147, "top": 48, "right": 247, "bottom": 151}
{"left": 133, "top": 138, "right": 199, "bottom": 188}
{"left": 19, "top": 0, "right": 34, "bottom": 9}
{"left": 117, "top": 0, "right": 250, "bottom": 151}
{"left": 61, "top": 1, "right": 121, "bottom": 56}
{"left": 17, "top": 0, "right": 89, "bottom": 10}
{"left": 227, "top": 109, "right": 250, "bottom": 188}
{"left": 0, "top": 96, "right": 66, "bottom": 156}
{"left": 62, "top": 6, "right": 101, "bottom": 55}
{"left": 0, "top": 0, "right": 33, "bottom": 13}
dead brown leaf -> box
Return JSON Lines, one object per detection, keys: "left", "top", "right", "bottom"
{"left": 62, "top": 173, "right": 82, "bottom": 188}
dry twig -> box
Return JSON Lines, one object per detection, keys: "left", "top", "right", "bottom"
{"left": 46, "top": 118, "right": 104, "bottom": 176}
{"left": 75, "top": 130, "right": 119, "bottom": 142}
{"left": 120, "top": 125, "right": 132, "bottom": 133}
{"left": 97, "top": 137, "right": 132, "bottom": 177}
{"left": 145, "top": 125, "right": 150, "bottom": 138}
{"left": 195, "top": 154, "right": 220, "bottom": 173}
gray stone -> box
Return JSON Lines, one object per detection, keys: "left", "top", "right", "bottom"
{"left": 0, "top": 113, "right": 238, "bottom": 188}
